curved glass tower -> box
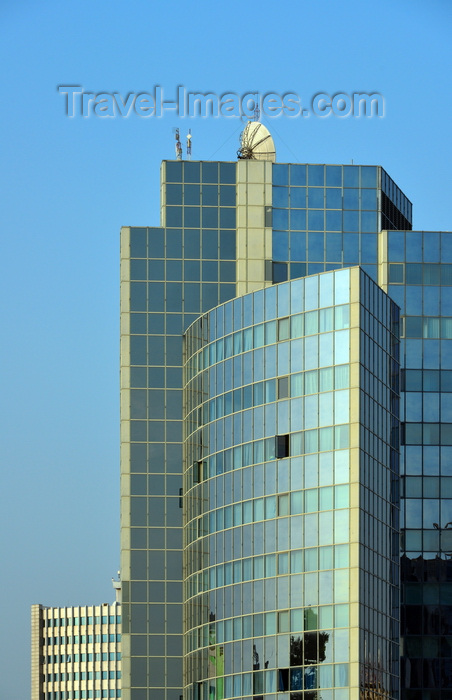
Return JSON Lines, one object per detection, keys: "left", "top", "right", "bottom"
{"left": 183, "top": 268, "right": 400, "bottom": 700}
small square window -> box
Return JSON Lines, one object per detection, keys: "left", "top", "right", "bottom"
{"left": 278, "top": 493, "right": 289, "bottom": 515}
{"left": 272, "top": 262, "right": 288, "bottom": 284}
{"left": 276, "top": 434, "right": 290, "bottom": 459}
{"left": 278, "top": 376, "right": 289, "bottom": 399}
{"left": 278, "top": 610, "right": 290, "bottom": 632}
{"left": 389, "top": 263, "right": 404, "bottom": 283}
{"left": 278, "top": 318, "right": 290, "bottom": 341}
{"left": 265, "top": 206, "right": 272, "bottom": 227}
{"left": 278, "top": 668, "right": 289, "bottom": 691}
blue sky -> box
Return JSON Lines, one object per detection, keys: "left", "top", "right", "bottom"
{"left": 0, "top": 0, "right": 451, "bottom": 697}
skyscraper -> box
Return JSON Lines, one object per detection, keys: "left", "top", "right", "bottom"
{"left": 120, "top": 125, "right": 452, "bottom": 699}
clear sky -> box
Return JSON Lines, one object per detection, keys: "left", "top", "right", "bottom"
{"left": 0, "top": 0, "right": 451, "bottom": 697}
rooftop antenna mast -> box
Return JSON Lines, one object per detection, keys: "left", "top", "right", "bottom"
{"left": 174, "top": 128, "right": 182, "bottom": 160}
{"left": 186, "top": 129, "right": 192, "bottom": 160}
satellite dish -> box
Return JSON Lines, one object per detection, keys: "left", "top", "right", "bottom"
{"left": 237, "top": 121, "right": 276, "bottom": 162}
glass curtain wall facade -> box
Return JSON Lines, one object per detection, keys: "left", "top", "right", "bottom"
{"left": 380, "top": 231, "right": 452, "bottom": 696}
{"left": 271, "top": 164, "right": 411, "bottom": 286}
{"left": 120, "top": 150, "right": 450, "bottom": 700}
{"left": 183, "top": 268, "right": 400, "bottom": 700}
{"left": 120, "top": 161, "right": 237, "bottom": 700}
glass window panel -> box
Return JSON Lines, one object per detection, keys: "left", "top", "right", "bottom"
{"left": 305, "top": 371, "right": 318, "bottom": 396}
{"left": 308, "top": 187, "right": 324, "bottom": 208}
{"left": 361, "top": 234, "right": 377, "bottom": 264}
{"left": 165, "top": 161, "right": 183, "bottom": 183}
{"left": 334, "top": 330, "right": 349, "bottom": 364}
{"left": 334, "top": 390, "right": 349, "bottom": 423}
{"left": 308, "top": 165, "right": 324, "bottom": 186}
{"left": 254, "top": 323, "right": 264, "bottom": 347}
{"left": 441, "top": 264, "right": 452, "bottom": 285}
{"left": 334, "top": 450, "right": 349, "bottom": 483}
{"left": 343, "top": 166, "right": 359, "bottom": 187}
{"left": 220, "top": 230, "right": 236, "bottom": 259}
{"left": 319, "top": 486, "right": 333, "bottom": 511}
{"left": 273, "top": 230, "right": 289, "bottom": 260}
{"left": 305, "top": 336, "right": 318, "bottom": 370}
{"left": 361, "top": 211, "right": 377, "bottom": 233}
{"left": 325, "top": 210, "right": 342, "bottom": 231}
{"left": 183, "top": 184, "right": 200, "bottom": 206}
{"left": 290, "top": 186, "right": 306, "bottom": 207}
{"left": 333, "top": 605, "right": 349, "bottom": 630}
{"left": 343, "top": 189, "right": 359, "bottom": 209}
{"left": 273, "top": 209, "right": 289, "bottom": 230}
{"left": 343, "top": 212, "right": 359, "bottom": 233}
{"left": 290, "top": 314, "right": 303, "bottom": 339}
{"left": 219, "top": 162, "right": 235, "bottom": 183}
{"left": 334, "top": 305, "right": 349, "bottom": 329}
{"left": 424, "top": 232, "right": 440, "bottom": 262}
{"left": 290, "top": 210, "right": 306, "bottom": 231}
{"left": 324, "top": 165, "right": 341, "bottom": 187}
{"left": 334, "top": 511, "right": 348, "bottom": 542}
{"left": 326, "top": 188, "right": 342, "bottom": 209}
{"left": 318, "top": 368, "right": 333, "bottom": 394}
{"left": 305, "top": 429, "right": 319, "bottom": 454}
{"left": 333, "top": 365, "right": 349, "bottom": 390}
{"left": 388, "top": 231, "right": 405, "bottom": 262}
{"left": 273, "top": 186, "right": 289, "bottom": 208}
{"left": 304, "top": 310, "right": 318, "bottom": 335}
{"left": 289, "top": 236, "right": 306, "bottom": 266}
{"left": 290, "top": 164, "right": 306, "bottom": 185}
{"left": 273, "top": 164, "right": 289, "bottom": 186}
{"left": 291, "top": 551, "right": 303, "bottom": 575}
{"left": 273, "top": 261, "right": 288, "bottom": 283}
{"left": 442, "top": 319, "right": 452, "bottom": 339}
{"left": 405, "top": 316, "right": 423, "bottom": 338}
{"left": 183, "top": 161, "right": 200, "bottom": 182}
{"left": 405, "top": 263, "right": 423, "bottom": 285}
{"left": 325, "top": 232, "right": 343, "bottom": 262}
{"left": 319, "top": 333, "right": 333, "bottom": 367}
{"left": 308, "top": 211, "right": 324, "bottom": 232}
{"left": 424, "top": 423, "right": 440, "bottom": 443}
{"left": 334, "top": 270, "right": 350, "bottom": 304}
{"left": 220, "top": 185, "right": 236, "bottom": 207}
{"left": 319, "top": 547, "right": 333, "bottom": 571}
{"left": 389, "top": 263, "right": 404, "bottom": 283}
{"left": 423, "top": 263, "right": 440, "bottom": 285}
{"left": 319, "top": 393, "right": 333, "bottom": 426}
{"left": 361, "top": 189, "right": 377, "bottom": 209}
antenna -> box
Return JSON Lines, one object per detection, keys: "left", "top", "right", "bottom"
{"left": 174, "top": 128, "right": 182, "bottom": 160}
{"left": 186, "top": 129, "right": 192, "bottom": 160}
{"left": 253, "top": 104, "right": 260, "bottom": 122}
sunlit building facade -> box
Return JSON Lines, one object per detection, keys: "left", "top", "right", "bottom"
{"left": 31, "top": 603, "right": 121, "bottom": 700}
{"left": 183, "top": 268, "right": 400, "bottom": 699}
{"left": 120, "top": 146, "right": 452, "bottom": 699}
{"left": 380, "top": 231, "right": 452, "bottom": 696}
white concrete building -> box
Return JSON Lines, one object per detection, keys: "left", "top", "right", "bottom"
{"left": 31, "top": 601, "right": 121, "bottom": 700}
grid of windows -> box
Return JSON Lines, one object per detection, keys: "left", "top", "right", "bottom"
{"left": 32, "top": 604, "right": 121, "bottom": 700}
{"left": 271, "top": 163, "right": 412, "bottom": 285}
{"left": 121, "top": 161, "right": 239, "bottom": 700}
{"left": 119, "top": 154, "right": 452, "bottom": 700}
{"left": 183, "top": 269, "right": 399, "bottom": 700}
{"left": 385, "top": 230, "right": 452, "bottom": 696}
